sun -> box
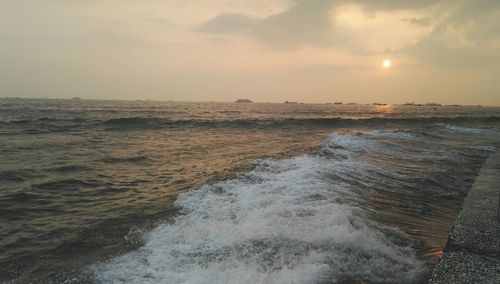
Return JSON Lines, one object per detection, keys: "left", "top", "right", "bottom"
{"left": 382, "top": 59, "right": 391, "bottom": 68}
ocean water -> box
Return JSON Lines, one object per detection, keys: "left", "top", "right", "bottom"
{"left": 1, "top": 98, "right": 500, "bottom": 283}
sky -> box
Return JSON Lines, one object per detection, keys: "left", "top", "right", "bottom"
{"left": 1, "top": 0, "right": 500, "bottom": 105}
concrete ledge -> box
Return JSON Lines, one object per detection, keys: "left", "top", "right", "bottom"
{"left": 430, "top": 251, "right": 500, "bottom": 284}
{"left": 429, "top": 150, "right": 500, "bottom": 283}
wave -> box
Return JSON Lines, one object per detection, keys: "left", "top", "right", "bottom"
{"left": 49, "top": 165, "right": 91, "bottom": 173}
{"left": 471, "top": 145, "right": 496, "bottom": 152}
{"left": 435, "top": 123, "right": 496, "bottom": 134}
{"left": 101, "top": 155, "right": 150, "bottom": 164}
{"left": 0, "top": 170, "right": 41, "bottom": 182}
{"left": 97, "top": 116, "right": 500, "bottom": 131}
{"left": 91, "top": 131, "right": 447, "bottom": 283}
{"left": 91, "top": 127, "right": 497, "bottom": 283}
{"left": 32, "top": 179, "right": 99, "bottom": 191}
{"left": 2, "top": 116, "right": 500, "bottom": 134}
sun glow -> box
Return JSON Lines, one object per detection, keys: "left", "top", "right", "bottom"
{"left": 382, "top": 59, "right": 391, "bottom": 68}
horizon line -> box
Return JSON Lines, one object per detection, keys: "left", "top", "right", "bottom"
{"left": 0, "top": 96, "right": 498, "bottom": 108}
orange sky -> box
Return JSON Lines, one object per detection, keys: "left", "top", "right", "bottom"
{"left": 1, "top": 0, "right": 500, "bottom": 105}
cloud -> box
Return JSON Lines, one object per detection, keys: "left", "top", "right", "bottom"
{"left": 403, "top": 35, "right": 495, "bottom": 68}
{"left": 199, "top": 0, "right": 439, "bottom": 49}
{"left": 402, "top": 17, "right": 432, "bottom": 27}
{"left": 199, "top": 1, "right": 338, "bottom": 48}
{"left": 353, "top": 0, "right": 440, "bottom": 11}
{"left": 399, "top": 1, "right": 500, "bottom": 67}
{"left": 199, "top": 13, "right": 257, "bottom": 33}
{"left": 200, "top": 0, "right": 500, "bottom": 69}
{"left": 451, "top": 1, "right": 500, "bottom": 43}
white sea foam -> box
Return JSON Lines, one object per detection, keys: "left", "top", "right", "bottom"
{"left": 436, "top": 123, "right": 493, "bottom": 134}
{"left": 366, "top": 130, "right": 418, "bottom": 140}
{"left": 469, "top": 145, "right": 497, "bottom": 152}
{"left": 323, "top": 131, "right": 424, "bottom": 163}
{"left": 93, "top": 133, "right": 424, "bottom": 283}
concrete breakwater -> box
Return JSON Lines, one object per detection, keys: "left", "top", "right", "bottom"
{"left": 429, "top": 150, "right": 500, "bottom": 283}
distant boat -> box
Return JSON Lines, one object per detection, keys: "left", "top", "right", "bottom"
{"left": 72, "top": 97, "right": 81, "bottom": 100}
{"left": 372, "top": 103, "right": 387, "bottom": 106}
{"left": 403, "top": 102, "right": 416, "bottom": 106}
{"left": 284, "top": 101, "right": 298, "bottom": 104}
{"left": 333, "top": 102, "right": 343, "bottom": 105}
{"left": 234, "top": 99, "right": 253, "bottom": 103}
{"left": 425, "top": 102, "right": 441, "bottom": 106}
{"left": 346, "top": 102, "right": 357, "bottom": 105}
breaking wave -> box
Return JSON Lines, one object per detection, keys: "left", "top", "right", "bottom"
{"left": 92, "top": 131, "right": 435, "bottom": 283}
{"left": 436, "top": 123, "right": 496, "bottom": 134}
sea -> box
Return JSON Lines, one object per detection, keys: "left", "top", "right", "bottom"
{"left": 1, "top": 98, "right": 500, "bottom": 283}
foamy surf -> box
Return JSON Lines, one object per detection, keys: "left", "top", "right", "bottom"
{"left": 436, "top": 123, "right": 494, "bottom": 134}
{"left": 92, "top": 132, "right": 426, "bottom": 283}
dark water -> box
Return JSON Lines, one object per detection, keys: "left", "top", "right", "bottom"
{"left": 1, "top": 98, "right": 500, "bottom": 283}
